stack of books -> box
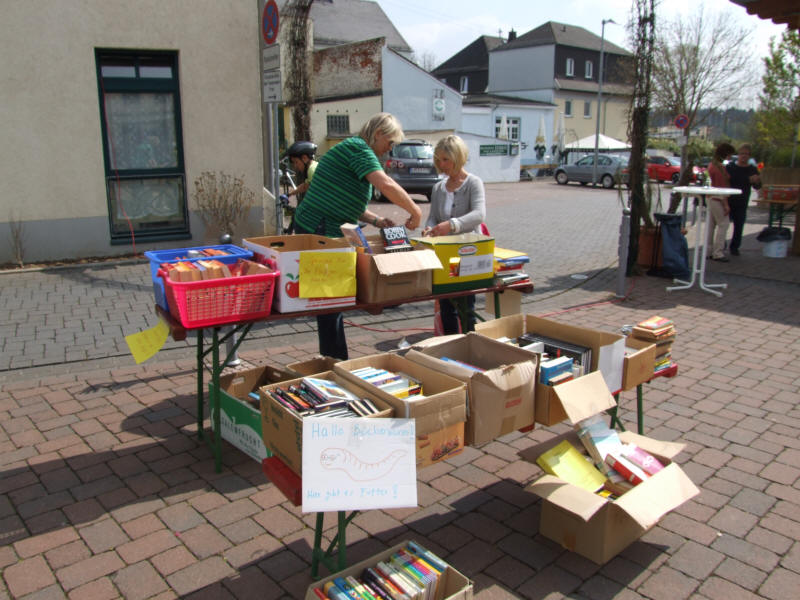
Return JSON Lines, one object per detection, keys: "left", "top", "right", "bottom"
{"left": 350, "top": 367, "right": 423, "bottom": 399}
{"left": 493, "top": 247, "right": 531, "bottom": 285}
{"left": 262, "top": 377, "right": 381, "bottom": 418}
{"left": 517, "top": 333, "right": 591, "bottom": 376}
{"left": 161, "top": 258, "right": 270, "bottom": 282}
{"left": 539, "top": 355, "right": 574, "bottom": 385}
{"left": 631, "top": 315, "right": 675, "bottom": 374}
{"left": 311, "top": 541, "right": 450, "bottom": 600}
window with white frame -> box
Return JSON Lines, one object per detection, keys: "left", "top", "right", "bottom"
{"left": 584, "top": 101, "right": 591, "bottom": 118}
{"left": 459, "top": 76, "right": 468, "bottom": 93}
{"left": 494, "top": 116, "right": 520, "bottom": 140}
{"left": 566, "top": 58, "right": 574, "bottom": 77}
{"left": 96, "top": 49, "right": 188, "bottom": 242}
{"left": 565, "top": 100, "right": 573, "bottom": 117}
{"left": 585, "top": 60, "right": 593, "bottom": 79}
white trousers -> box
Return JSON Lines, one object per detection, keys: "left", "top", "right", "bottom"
{"left": 707, "top": 198, "right": 730, "bottom": 259}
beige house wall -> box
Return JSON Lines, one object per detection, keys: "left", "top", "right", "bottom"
{"left": 554, "top": 94, "right": 630, "bottom": 147}
{"left": 1, "top": 1, "right": 264, "bottom": 262}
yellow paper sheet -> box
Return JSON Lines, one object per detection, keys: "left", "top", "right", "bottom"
{"left": 125, "top": 319, "right": 169, "bottom": 364}
{"left": 298, "top": 251, "right": 356, "bottom": 298}
{"left": 536, "top": 440, "right": 607, "bottom": 493}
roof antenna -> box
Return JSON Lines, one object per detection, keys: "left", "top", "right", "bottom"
{"left": 498, "top": 28, "right": 503, "bottom": 41}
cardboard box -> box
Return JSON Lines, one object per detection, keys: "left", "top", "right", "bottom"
{"left": 405, "top": 333, "right": 537, "bottom": 445}
{"left": 333, "top": 353, "right": 468, "bottom": 468}
{"left": 412, "top": 233, "right": 495, "bottom": 293}
{"left": 356, "top": 238, "right": 442, "bottom": 304}
{"left": 287, "top": 355, "right": 341, "bottom": 377}
{"left": 621, "top": 336, "right": 656, "bottom": 391}
{"left": 483, "top": 288, "right": 522, "bottom": 318}
{"left": 212, "top": 365, "right": 296, "bottom": 462}
{"left": 475, "top": 314, "right": 626, "bottom": 425}
{"left": 259, "top": 371, "right": 394, "bottom": 476}
{"left": 242, "top": 234, "right": 356, "bottom": 313}
{"left": 304, "top": 540, "right": 473, "bottom": 600}
{"left": 524, "top": 371, "right": 700, "bottom": 564}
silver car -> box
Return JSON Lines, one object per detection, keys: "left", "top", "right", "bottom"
{"left": 554, "top": 154, "right": 629, "bottom": 189}
{"left": 377, "top": 139, "right": 443, "bottom": 201}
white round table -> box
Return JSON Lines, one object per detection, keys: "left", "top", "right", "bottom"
{"left": 668, "top": 186, "right": 741, "bottom": 297}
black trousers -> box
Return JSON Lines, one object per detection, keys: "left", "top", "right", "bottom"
{"left": 728, "top": 199, "right": 748, "bottom": 252}
{"left": 293, "top": 222, "right": 349, "bottom": 360}
{"left": 440, "top": 296, "right": 476, "bottom": 335}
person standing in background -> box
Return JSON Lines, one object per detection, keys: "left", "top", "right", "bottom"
{"left": 284, "top": 141, "right": 318, "bottom": 205}
{"left": 707, "top": 142, "right": 736, "bottom": 262}
{"left": 293, "top": 112, "right": 422, "bottom": 359}
{"left": 423, "top": 135, "right": 486, "bottom": 334}
{"left": 725, "top": 143, "right": 761, "bottom": 256}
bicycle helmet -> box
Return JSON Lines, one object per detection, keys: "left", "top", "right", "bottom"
{"left": 286, "top": 141, "right": 317, "bottom": 159}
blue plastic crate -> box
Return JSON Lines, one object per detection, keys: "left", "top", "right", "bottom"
{"left": 145, "top": 244, "right": 253, "bottom": 310}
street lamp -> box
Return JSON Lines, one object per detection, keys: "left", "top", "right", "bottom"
{"left": 592, "top": 18, "right": 617, "bottom": 186}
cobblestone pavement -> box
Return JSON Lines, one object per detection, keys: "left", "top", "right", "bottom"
{"left": 1, "top": 182, "right": 799, "bottom": 599}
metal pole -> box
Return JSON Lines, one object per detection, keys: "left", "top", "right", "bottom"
{"left": 617, "top": 208, "right": 630, "bottom": 298}
{"left": 593, "top": 18, "right": 616, "bottom": 186}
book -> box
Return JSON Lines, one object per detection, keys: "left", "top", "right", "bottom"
{"left": 302, "top": 377, "right": 361, "bottom": 403}
{"left": 536, "top": 440, "right": 607, "bottom": 492}
{"left": 376, "top": 561, "right": 421, "bottom": 599}
{"left": 517, "top": 333, "right": 592, "bottom": 370}
{"left": 621, "top": 443, "right": 665, "bottom": 475}
{"left": 636, "top": 315, "right": 673, "bottom": 331}
{"left": 363, "top": 567, "right": 410, "bottom": 600}
{"left": 575, "top": 414, "right": 623, "bottom": 475}
{"left": 547, "top": 371, "right": 574, "bottom": 386}
{"left": 340, "top": 222, "right": 373, "bottom": 253}
{"left": 540, "top": 356, "right": 573, "bottom": 384}
{"left": 631, "top": 325, "right": 676, "bottom": 341}
{"left": 381, "top": 226, "right": 413, "bottom": 252}
{"left": 605, "top": 452, "right": 649, "bottom": 485}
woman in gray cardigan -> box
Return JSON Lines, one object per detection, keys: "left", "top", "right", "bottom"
{"left": 423, "top": 135, "right": 487, "bottom": 333}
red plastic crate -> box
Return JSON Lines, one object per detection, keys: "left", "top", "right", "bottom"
{"left": 159, "top": 267, "right": 278, "bottom": 328}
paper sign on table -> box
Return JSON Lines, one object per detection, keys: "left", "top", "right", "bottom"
{"left": 298, "top": 251, "right": 356, "bottom": 298}
{"left": 302, "top": 417, "right": 417, "bottom": 513}
{"left": 125, "top": 319, "right": 169, "bottom": 364}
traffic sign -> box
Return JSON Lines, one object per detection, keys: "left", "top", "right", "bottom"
{"left": 674, "top": 114, "right": 689, "bottom": 129}
{"left": 262, "top": 0, "right": 279, "bottom": 45}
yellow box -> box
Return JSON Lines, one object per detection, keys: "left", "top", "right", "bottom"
{"left": 412, "top": 233, "right": 495, "bottom": 293}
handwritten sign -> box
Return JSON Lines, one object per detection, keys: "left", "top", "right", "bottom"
{"left": 298, "top": 251, "right": 356, "bottom": 298}
{"left": 302, "top": 417, "right": 417, "bottom": 513}
{"left": 124, "top": 319, "right": 169, "bottom": 364}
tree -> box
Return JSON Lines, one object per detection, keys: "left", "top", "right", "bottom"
{"left": 651, "top": 6, "right": 755, "bottom": 210}
{"left": 625, "top": 0, "right": 657, "bottom": 276}
{"left": 413, "top": 51, "right": 438, "bottom": 72}
{"left": 752, "top": 30, "right": 800, "bottom": 167}
{"left": 285, "top": 0, "right": 314, "bottom": 142}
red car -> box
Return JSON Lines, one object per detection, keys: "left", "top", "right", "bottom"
{"left": 646, "top": 156, "right": 699, "bottom": 183}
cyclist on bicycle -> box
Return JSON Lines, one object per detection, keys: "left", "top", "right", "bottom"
{"left": 284, "top": 141, "right": 318, "bottom": 205}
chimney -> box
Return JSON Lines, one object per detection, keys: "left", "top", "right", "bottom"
{"left": 508, "top": 29, "right": 517, "bottom": 42}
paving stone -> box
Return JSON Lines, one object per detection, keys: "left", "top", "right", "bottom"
{"left": 112, "top": 561, "right": 168, "bottom": 600}
{"left": 4, "top": 554, "right": 57, "bottom": 597}
{"left": 78, "top": 518, "right": 129, "bottom": 554}
{"left": 165, "top": 556, "right": 236, "bottom": 597}
{"left": 55, "top": 551, "right": 125, "bottom": 591}
{"left": 667, "top": 540, "right": 725, "bottom": 580}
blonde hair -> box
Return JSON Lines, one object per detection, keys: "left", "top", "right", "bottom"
{"left": 434, "top": 135, "right": 469, "bottom": 173}
{"left": 359, "top": 113, "right": 404, "bottom": 148}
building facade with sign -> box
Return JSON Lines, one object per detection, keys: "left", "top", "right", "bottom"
{"left": 1, "top": 1, "right": 266, "bottom": 263}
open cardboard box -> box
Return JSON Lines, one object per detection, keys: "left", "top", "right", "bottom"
{"left": 622, "top": 336, "right": 656, "bottom": 391}
{"left": 356, "top": 236, "right": 443, "bottom": 303}
{"left": 524, "top": 371, "right": 699, "bottom": 564}
{"left": 286, "top": 355, "right": 341, "bottom": 377}
{"left": 333, "top": 353, "right": 467, "bottom": 468}
{"left": 411, "top": 233, "right": 495, "bottom": 293}
{"left": 475, "top": 314, "right": 627, "bottom": 425}
{"left": 304, "top": 540, "right": 473, "bottom": 600}
{"left": 405, "top": 332, "right": 537, "bottom": 445}
{"left": 212, "top": 364, "right": 296, "bottom": 462}
{"left": 259, "top": 371, "right": 393, "bottom": 476}
{"left": 242, "top": 234, "right": 355, "bottom": 313}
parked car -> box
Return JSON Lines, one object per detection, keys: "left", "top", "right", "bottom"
{"left": 554, "top": 154, "right": 629, "bottom": 189}
{"left": 376, "top": 139, "right": 442, "bottom": 201}
{"left": 647, "top": 156, "right": 701, "bottom": 183}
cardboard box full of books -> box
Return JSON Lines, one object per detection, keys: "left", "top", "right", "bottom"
{"left": 412, "top": 233, "right": 495, "bottom": 293}
{"left": 286, "top": 355, "right": 341, "bottom": 377}
{"left": 242, "top": 235, "right": 356, "bottom": 313}
{"left": 334, "top": 353, "right": 468, "bottom": 468}
{"left": 211, "top": 365, "right": 296, "bottom": 462}
{"left": 259, "top": 371, "right": 393, "bottom": 476}
{"left": 524, "top": 371, "right": 699, "bottom": 564}
{"left": 355, "top": 236, "right": 443, "bottom": 304}
{"left": 406, "top": 332, "right": 538, "bottom": 445}
{"left": 621, "top": 336, "right": 656, "bottom": 391}
{"left": 304, "top": 540, "right": 473, "bottom": 600}
{"left": 475, "top": 314, "right": 626, "bottom": 426}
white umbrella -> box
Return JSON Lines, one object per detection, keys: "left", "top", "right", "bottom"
{"left": 536, "top": 114, "right": 546, "bottom": 145}
{"left": 557, "top": 112, "right": 565, "bottom": 153}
